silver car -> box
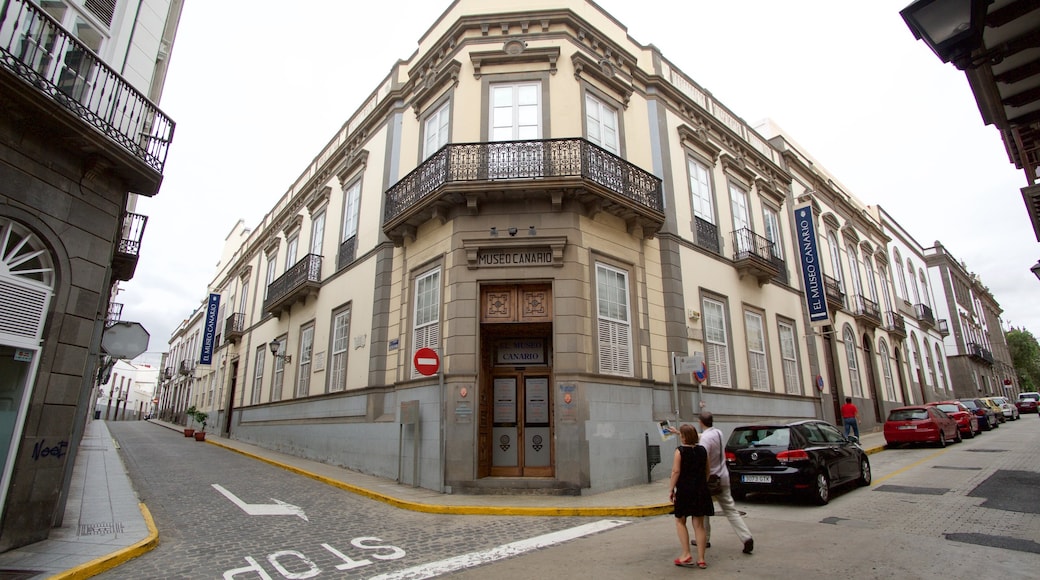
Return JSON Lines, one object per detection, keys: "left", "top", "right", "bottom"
{"left": 990, "top": 396, "right": 1020, "bottom": 421}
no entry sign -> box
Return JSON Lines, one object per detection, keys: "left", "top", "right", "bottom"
{"left": 413, "top": 347, "right": 440, "bottom": 376}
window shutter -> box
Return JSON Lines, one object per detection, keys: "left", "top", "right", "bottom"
{"left": 0, "top": 277, "right": 50, "bottom": 345}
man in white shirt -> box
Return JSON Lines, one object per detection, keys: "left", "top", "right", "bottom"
{"left": 698, "top": 411, "right": 754, "bottom": 554}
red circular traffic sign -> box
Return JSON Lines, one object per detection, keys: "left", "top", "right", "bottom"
{"left": 413, "top": 347, "right": 440, "bottom": 376}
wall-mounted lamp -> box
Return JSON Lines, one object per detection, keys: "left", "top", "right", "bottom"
{"left": 270, "top": 340, "right": 292, "bottom": 364}
{"left": 508, "top": 227, "right": 518, "bottom": 237}
{"left": 490, "top": 226, "right": 498, "bottom": 237}
{"left": 528, "top": 226, "right": 537, "bottom": 236}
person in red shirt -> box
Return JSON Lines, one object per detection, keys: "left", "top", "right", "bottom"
{"left": 841, "top": 397, "right": 860, "bottom": 439}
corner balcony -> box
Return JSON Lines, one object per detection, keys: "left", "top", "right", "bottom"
{"left": 823, "top": 274, "right": 845, "bottom": 312}
{"left": 731, "top": 228, "right": 779, "bottom": 286}
{"left": 224, "top": 312, "right": 245, "bottom": 344}
{"left": 967, "top": 342, "right": 994, "bottom": 365}
{"left": 0, "top": 0, "right": 175, "bottom": 195}
{"left": 914, "top": 303, "right": 935, "bottom": 329}
{"left": 383, "top": 138, "right": 664, "bottom": 245}
{"left": 852, "top": 295, "right": 882, "bottom": 328}
{"left": 111, "top": 212, "right": 147, "bottom": 281}
{"left": 263, "top": 254, "right": 322, "bottom": 318}
{"left": 884, "top": 311, "right": 907, "bottom": 339}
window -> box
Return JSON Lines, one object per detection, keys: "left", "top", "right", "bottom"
{"left": 879, "top": 270, "right": 892, "bottom": 313}
{"left": 412, "top": 268, "right": 441, "bottom": 378}
{"left": 285, "top": 234, "right": 299, "bottom": 269}
{"left": 918, "top": 269, "right": 931, "bottom": 308}
{"left": 296, "top": 325, "right": 314, "bottom": 398}
{"left": 342, "top": 180, "right": 361, "bottom": 243}
{"left": 745, "top": 311, "right": 769, "bottom": 391}
{"left": 490, "top": 82, "right": 541, "bottom": 141}
{"left": 271, "top": 338, "right": 286, "bottom": 402}
{"left": 688, "top": 157, "right": 714, "bottom": 223}
{"left": 908, "top": 259, "right": 921, "bottom": 304}
{"left": 924, "top": 340, "right": 936, "bottom": 389}
{"left": 585, "top": 93, "right": 618, "bottom": 154}
{"left": 846, "top": 244, "right": 863, "bottom": 298}
{"left": 264, "top": 252, "right": 278, "bottom": 298}
{"left": 879, "top": 340, "right": 896, "bottom": 401}
{"left": 252, "top": 347, "right": 265, "bottom": 404}
{"left": 730, "top": 182, "right": 751, "bottom": 234}
{"left": 843, "top": 326, "right": 862, "bottom": 397}
{"left": 778, "top": 320, "right": 800, "bottom": 394}
{"left": 423, "top": 101, "right": 450, "bottom": 159}
{"left": 329, "top": 306, "right": 351, "bottom": 392}
{"left": 596, "top": 263, "right": 633, "bottom": 376}
{"left": 762, "top": 207, "right": 783, "bottom": 259}
{"left": 893, "top": 248, "right": 908, "bottom": 301}
{"left": 863, "top": 254, "right": 879, "bottom": 303}
{"left": 240, "top": 278, "right": 250, "bottom": 317}
{"left": 310, "top": 210, "right": 326, "bottom": 257}
{"left": 827, "top": 232, "right": 845, "bottom": 306}
{"left": 935, "top": 344, "right": 949, "bottom": 393}
{"left": 702, "top": 297, "right": 732, "bottom": 387}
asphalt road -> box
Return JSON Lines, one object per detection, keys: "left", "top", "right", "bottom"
{"left": 102, "top": 415, "right": 1040, "bottom": 579}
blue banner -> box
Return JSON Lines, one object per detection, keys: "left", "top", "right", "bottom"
{"left": 199, "top": 293, "right": 221, "bottom": 365}
{"left": 795, "top": 204, "right": 829, "bottom": 325}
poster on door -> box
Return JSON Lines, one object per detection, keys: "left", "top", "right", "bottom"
{"left": 525, "top": 377, "right": 549, "bottom": 424}
{"left": 493, "top": 378, "right": 516, "bottom": 423}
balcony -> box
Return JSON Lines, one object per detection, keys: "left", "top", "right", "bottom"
{"left": 852, "top": 295, "right": 882, "bottom": 328}
{"left": 937, "top": 318, "right": 950, "bottom": 336}
{"left": 967, "top": 342, "right": 994, "bottom": 365}
{"left": 383, "top": 138, "right": 664, "bottom": 244}
{"left": 178, "top": 360, "right": 194, "bottom": 376}
{"left": 914, "top": 303, "right": 935, "bottom": 329}
{"left": 111, "top": 212, "right": 147, "bottom": 281}
{"left": 694, "top": 216, "right": 720, "bottom": 254}
{"left": 224, "top": 312, "right": 245, "bottom": 344}
{"left": 884, "top": 311, "right": 907, "bottom": 339}
{"left": 823, "top": 274, "right": 845, "bottom": 311}
{"left": 106, "top": 301, "right": 123, "bottom": 326}
{"left": 731, "top": 228, "right": 779, "bottom": 286}
{"left": 264, "top": 253, "right": 322, "bottom": 317}
{"left": 0, "top": 0, "right": 175, "bottom": 194}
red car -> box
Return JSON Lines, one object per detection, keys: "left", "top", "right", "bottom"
{"left": 1016, "top": 392, "right": 1039, "bottom": 414}
{"left": 925, "top": 401, "right": 979, "bottom": 438}
{"left": 884, "top": 405, "right": 961, "bottom": 448}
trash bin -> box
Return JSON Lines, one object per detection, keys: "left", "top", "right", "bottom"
{"left": 94, "top": 410, "right": 101, "bottom": 420}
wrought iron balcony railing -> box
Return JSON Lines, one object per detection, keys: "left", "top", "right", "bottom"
{"left": 338, "top": 236, "right": 357, "bottom": 270}
{"left": 823, "top": 274, "right": 845, "bottom": 310}
{"left": 884, "top": 311, "right": 907, "bottom": 337}
{"left": 853, "top": 294, "right": 882, "bottom": 327}
{"left": 937, "top": 318, "right": 950, "bottom": 336}
{"left": 966, "top": 341, "right": 994, "bottom": 365}
{"left": 264, "top": 253, "right": 322, "bottom": 317}
{"left": 112, "top": 212, "right": 147, "bottom": 281}
{"left": 731, "top": 227, "right": 778, "bottom": 285}
{"left": 224, "top": 312, "right": 245, "bottom": 344}
{"left": 0, "top": 0, "right": 175, "bottom": 175}
{"left": 383, "top": 138, "right": 664, "bottom": 242}
{"left": 694, "top": 216, "right": 720, "bottom": 254}
{"left": 106, "top": 301, "right": 123, "bottom": 326}
{"left": 914, "top": 303, "right": 935, "bottom": 328}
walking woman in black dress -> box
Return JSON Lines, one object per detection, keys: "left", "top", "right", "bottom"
{"left": 669, "top": 423, "right": 714, "bottom": 568}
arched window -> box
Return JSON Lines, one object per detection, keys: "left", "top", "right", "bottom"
{"left": 879, "top": 339, "right": 896, "bottom": 401}
{"left": 934, "top": 344, "right": 949, "bottom": 394}
{"left": 893, "top": 247, "right": 908, "bottom": 301}
{"left": 924, "top": 339, "right": 937, "bottom": 389}
{"left": 918, "top": 269, "right": 931, "bottom": 308}
{"left": 843, "top": 326, "right": 862, "bottom": 397}
{"left": 907, "top": 259, "right": 920, "bottom": 304}
{"left": 0, "top": 217, "right": 55, "bottom": 345}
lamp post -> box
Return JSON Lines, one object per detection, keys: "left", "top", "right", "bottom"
{"left": 900, "top": 0, "right": 988, "bottom": 70}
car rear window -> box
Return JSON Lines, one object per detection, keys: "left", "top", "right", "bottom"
{"left": 729, "top": 427, "right": 791, "bottom": 448}
{"left": 959, "top": 400, "right": 979, "bottom": 410}
{"left": 935, "top": 404, "right": 959, "bottom": 414}
{"left": 1020, "top": 393, "right": 1039, "bottom": 402}
{"left": 888, "top": 409, "right": 928, "bottom": 421}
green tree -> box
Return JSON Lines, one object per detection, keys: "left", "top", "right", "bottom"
{"left": 1006, "top": 328, "right": 1040, "bottom": 392}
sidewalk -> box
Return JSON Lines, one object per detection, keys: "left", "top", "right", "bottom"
{"left": 0, "top": 419, "right": 887, "bottom": 579}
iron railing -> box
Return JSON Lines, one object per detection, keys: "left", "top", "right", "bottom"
{"left": 694, "top": 216, "right": 720, "bottom": 254}
{"left": 914, "top": 303, "right": 935, "bottom": 327}
{"left": 823, "top": 274, "right": 845, "bottom": 309}
{"left": 967, "top": 342, "right": 994, "bottom": 365}
{"left": 884, "top": 311, "right": 907, "bottom": 336}
{"left": 937, "top": 318, "right": 950, "bottom": 335}
{"left": 224, "top": 312, "right": 244, "bottom": 342}
{"left": 337, "top": 236, "right": 356, "bottom": 270}
{"left": 263, "top": 253, "right": 322, "bottom": 312}
{"left": 731, "top": 227, "right": 775, "bottom": 264}
{"left": 384, "top": 138, "right": 663, "bottom": 224}
{"left": 853, "top": 294, "right": 882, "bottom": 325}
{"left": 117, "top": 212, "right": 147, "bottom": 256}
{"left": 0, "top": 0, "right": 175, "bottom": 174}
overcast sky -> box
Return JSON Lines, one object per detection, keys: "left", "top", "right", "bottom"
{"left": 123, "top": 0, "right": 1038, "bottom": 366}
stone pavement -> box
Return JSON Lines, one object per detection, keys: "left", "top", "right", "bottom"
{"left": 0, "top": 418, "right": 887, "bottom": 579}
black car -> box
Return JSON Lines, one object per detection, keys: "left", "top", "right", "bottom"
{"left": 958, "top": 398, "right": 997, "bottom": 431}
{"left": 726, "top": 420, "right": 871, "bottom": 505}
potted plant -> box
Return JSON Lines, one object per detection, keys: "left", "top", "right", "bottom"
{"left": 193, "top": 411, "right": 208, "bottom": 441}
{"left": 183, "top": 405, "right": 197, "bottom": 437}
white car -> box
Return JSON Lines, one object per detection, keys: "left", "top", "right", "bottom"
{"left": 991, "top": 396, "right": 1020, "bottom": 421}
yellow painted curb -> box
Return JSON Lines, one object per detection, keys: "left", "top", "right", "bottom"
{"left": 207, "top": 438, "right": 674, "bottom": 518}
{"left": 49, "top": 502, "right": 158, "bottom": 580}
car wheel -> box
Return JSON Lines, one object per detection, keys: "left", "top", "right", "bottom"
{"left": 811, "top": 472, "right": 830, "bottom": 505}
{"left": 938, "top": 431, "right": 946, "bottom": 448}
{"left": 857, "top": 457, "right": 871, "bottom": 487}
{"left": 966, "top": 425, "right": 975, "bottom": 439}
{"left": 954, "top": 428, "right": 962, "bottom": 444}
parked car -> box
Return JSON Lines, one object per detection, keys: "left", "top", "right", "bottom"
{"left": 725, "top": 420, "right": 870, "bottom": 506}
{"left": 984, "top": 396, "right": 1018, "bottom": 421}
{"left": 979, "top": 397, "right": 1006, "bottom": 424}
{"left": 959, "top": 398, "right": 997, "bottom": 431}
{"left": 1016, "top": 392, "right": 1039, "bottom": 415}
{"left": 884, "top": 405, "right": 960, "bottom": 448}
{"left": 925, "top": 400, "right": 978, "bottom": 438}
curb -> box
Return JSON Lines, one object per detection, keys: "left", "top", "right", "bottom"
{"left": 50, "top": 503, "right": 158, "bottom": 580}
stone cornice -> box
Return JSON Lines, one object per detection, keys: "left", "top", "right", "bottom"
{"left": 470, "top": 44, "right": 560, "bottom": 79}
{"left": 571, "top": 51, "right": 632, "bottom": 108}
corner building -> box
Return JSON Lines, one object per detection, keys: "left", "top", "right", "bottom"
{"left": 196, "top": 0, "right": 819, "bottom": 495}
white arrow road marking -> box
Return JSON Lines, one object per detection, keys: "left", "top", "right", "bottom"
{"left": 369, "top": 519, "right": 629, "bottom": 580}
{"left": 212, "top": 484, "right": 309, "bottom": 521}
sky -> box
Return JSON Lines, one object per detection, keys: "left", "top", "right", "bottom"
{"left": 121, "top": 0, "right": 1039, "bottom": 366}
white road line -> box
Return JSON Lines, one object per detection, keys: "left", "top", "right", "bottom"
{"left": 368, "top": 519, "right": 630, "bottom": 580}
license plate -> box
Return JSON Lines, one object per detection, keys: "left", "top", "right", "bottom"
{"left": 898, "top": 425, "right": 917, "bottom": 430}
{"left": 742, "top": 475, "right": 771, "bottom": 484}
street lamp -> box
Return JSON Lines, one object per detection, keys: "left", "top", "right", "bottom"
{"left": 900, "top": 0, "right": 989, "bottom": 70}
{"left": 1031, "top": 260, "right": 1040, "bottom": 282}
{"left": 270, "top": 340, "right": 292, "bottom": 364}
